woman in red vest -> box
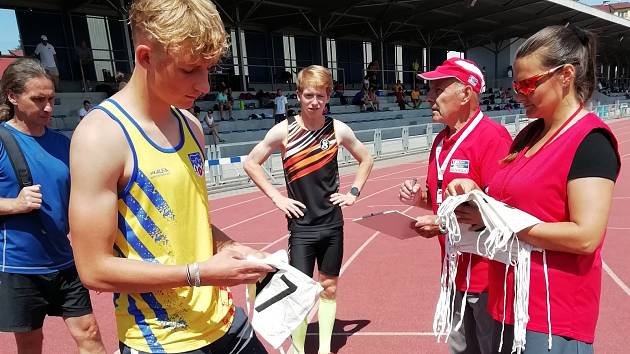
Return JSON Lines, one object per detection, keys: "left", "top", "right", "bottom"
{"left": 447, "top": 25, "right": 620, "bottom": 354}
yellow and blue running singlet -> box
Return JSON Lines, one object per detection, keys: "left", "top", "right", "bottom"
{"left": 95, "top": 99, "right": 234, "bottom": 353}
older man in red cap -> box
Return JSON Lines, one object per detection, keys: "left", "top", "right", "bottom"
{"left": 398, "top": 58, "right": 512, "bottom": 354}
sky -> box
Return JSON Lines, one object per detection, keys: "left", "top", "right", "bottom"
{"left": 580, "top": 0, "right": 625, "bottom": 4}
{"left": 0, "top": 9, "right": 20, "bottom": 54}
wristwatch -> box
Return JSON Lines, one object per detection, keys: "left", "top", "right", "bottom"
{"left": 350, "top": 186, "right": 360, "bottom": 197}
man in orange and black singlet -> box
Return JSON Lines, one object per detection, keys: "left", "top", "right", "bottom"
{"left": 245, "top": 65, "right": 373, "bottom": 354}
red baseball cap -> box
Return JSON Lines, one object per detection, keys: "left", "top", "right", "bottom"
{"left": 417, "top": 58, "right": 485, "bottom": 93}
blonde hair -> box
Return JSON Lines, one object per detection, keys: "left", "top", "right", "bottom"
{"left": 129, "top": 0, "right": 229, "bottom": 62}
{"left": 296, "top": 65, "right": 333, "bottom": 94}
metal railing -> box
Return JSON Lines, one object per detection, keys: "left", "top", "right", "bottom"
{"left": 203, "top": 104, "right": 630, "bottom": 191}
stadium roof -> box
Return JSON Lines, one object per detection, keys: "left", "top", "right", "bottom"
{"left": 212, "top": 0, "right": 630, "bottom": 59}
{"left": 3, "top": 0, "right": 630, "bottom": 61}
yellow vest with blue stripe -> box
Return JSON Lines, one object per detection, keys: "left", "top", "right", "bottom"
{"left": 96, "top": 99, "right": 234, "bottom": 353}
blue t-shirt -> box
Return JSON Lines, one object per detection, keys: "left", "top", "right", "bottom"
{"left": 0, "top": 124, "right": 73, "bottom": 274}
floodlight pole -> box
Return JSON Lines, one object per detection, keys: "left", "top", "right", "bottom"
{"left": 379, "top": 25, "right": 385, "bottom": 90}
{"left": 235, "top": 7, "right": 248, "bottom": 91}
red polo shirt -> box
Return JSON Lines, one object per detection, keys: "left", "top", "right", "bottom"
{"left": 426, "top": 112, "right": 512, "bottom": 292}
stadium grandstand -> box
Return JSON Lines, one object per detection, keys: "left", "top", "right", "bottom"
{"left": 2, "top": 1, "right": 630, "bottom": 353}
{"left": 1, "top": 1, "right": 629, "bottom": 161}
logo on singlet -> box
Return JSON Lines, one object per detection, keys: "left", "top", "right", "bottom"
{"left": 320, "top": 139, "right": 330, "bottom": 151}
{"left": 150, "top": 167, "right": 170, "bottom": 178}
{"left": 188, "top": 152, "right": 204, "bottom": 177}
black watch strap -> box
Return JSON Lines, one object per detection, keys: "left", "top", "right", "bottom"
{"left": 350, "top": 186, "right": 360, "bottom": 197}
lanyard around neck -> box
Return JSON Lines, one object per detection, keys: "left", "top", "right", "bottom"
{"left": 530, "top": 104, "right": 583, "bottom": 155}
{"left": 434, "top": 109, "right": 484, "bottom": 205}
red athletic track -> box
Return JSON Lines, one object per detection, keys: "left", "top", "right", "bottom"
{"left": 2, "top": 119, "right": 630, "bottom": 354}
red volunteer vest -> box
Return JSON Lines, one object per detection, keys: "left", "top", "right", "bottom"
{"left": 486, "top": 113, "right": 619, "bottom": 342}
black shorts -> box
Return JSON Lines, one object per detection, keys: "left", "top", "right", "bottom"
{"left": 288, "top": 226, "right": 343, "bottom": 277}
{"left": 0, "top": 266, "right": 93, "bottom": 332}
{"left": 118, "top": 307, "right": 267, "bottom": 354}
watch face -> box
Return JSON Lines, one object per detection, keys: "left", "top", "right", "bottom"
{"left": 350, "top": 187, "right": 360, "bottom": 196}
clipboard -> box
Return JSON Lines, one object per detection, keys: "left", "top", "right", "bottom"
{"left": 353, "top": 210, "right": 419, "bottom": 239}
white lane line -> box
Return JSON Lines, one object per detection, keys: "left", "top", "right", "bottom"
{"left": 613, "top": 197, "right": 630, "bottom": 200}
{"left": 306, "top": 331, "right": 435, "bottom": 336}
{"left": 213, "top": 195, "right": 267, "bottom": 212}
{"left": 212, "top": 163, "right": 428, "bottom": 213}
{"left": 603, "top": 260, "right": 630, "bottom": 297}
{"left": 222, "top": 170, "right": 426, "bottom": 231}
{"left": 606, "top": 226, "right": 630, "bottom": 230}
{"left": 222, "top": 209, "right": 279, "bottom": 231}
{"left": 305, "top": 205, "right": 416, "bottom": 319}
{"left": 260, "top": 233, "right": 289, "bottom": 252}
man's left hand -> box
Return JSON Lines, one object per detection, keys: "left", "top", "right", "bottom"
{"left": 329, "top": 192, "right": 357, "bottom": 207}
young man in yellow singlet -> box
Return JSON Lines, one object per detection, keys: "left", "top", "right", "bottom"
{"left": 68, "top": 1, "right": 273, "bottom": 353}
{"left": 245, "top": 65, "right": 374, "bottom": 354}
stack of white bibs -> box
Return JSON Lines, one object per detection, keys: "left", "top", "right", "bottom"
{"left": 245, "top": 250, "right": 323, "bottom": 350}
{"left": 434, "top": 190, "right": 552, "bottom": 354}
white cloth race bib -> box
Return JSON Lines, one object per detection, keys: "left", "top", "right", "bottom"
{"left": 435, "top": 190, "right": 552, "bottom": 354}
{"left": 246, "top": 251, "right": 323, "bottom": 349}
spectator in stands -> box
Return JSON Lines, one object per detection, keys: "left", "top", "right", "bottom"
{"left": 447, "top": 25, "right": 620, "bottom": 354}
{"left": 333, "top": 81, "right": 347, "bottom": 105}
{"left": 362, "top": 75, "right": 370, "bottom": 90}
{"left": 367, "top": 60, "right": 380, "bottom": 83}
{"left": 273, "top": 88, "right": 288, "bottom": 124}
{"left": 391, "top": 79, "right": 404, "bottom": 93}
{"left": 69, "top": 1, "right": 273, "bottom": 353}
{"left": 395, "top": 86, "right": 408, "bottom": 110}
{"left": 115, "top": 71, "right": 129, "bottom": 91}
{"left": 399, "top": 57, "right": 512, "bottom": 354}
{"left": 366, "top": 87, "right": 380, "bottom": 111}
{"left": 34, "top": 35, "right": 59, "bottom": 90}
{"left": 216, "top": 87, "right": 233, "bottom": 120}
{"left": 198, "top": 107, "right": 224, "bottom": 146}
{"left": 255, "top": 89, "right": 265, "bottom": 108}
{"left": 0, "top": 58, "right": 106, "bottom": 354}
{"left": 411, "top": 87, "right": 422, "bottom": 108}
{"left": 352, "top": 88, "right": 368, "bottom": 112}
{"left": 78, "top": 100, "right": 91, "bottom": 119}
{"left": 226, "top": 86, "right": 234, "bottom": 111}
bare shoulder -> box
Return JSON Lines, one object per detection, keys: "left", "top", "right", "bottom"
{"left": 71, "top": 108, "right": 128, "bottom": 173}
{"left": 73, "top": 108, "right": 127, "bottom": 148}
{"left": 179, "top": 108, "right": 203, "bottom": 130}
{"left": 264, "top": 119, "right": 288, "bottom": 146}
{"left": 333, "top": 119, "right": 356, "bottom": 143}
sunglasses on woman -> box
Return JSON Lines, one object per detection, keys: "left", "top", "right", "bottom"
{"left": 512, "top": 65, "right": 565, "bottom": 96}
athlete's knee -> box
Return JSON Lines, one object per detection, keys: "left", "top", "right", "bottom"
{"left": 66, "top": 314, "right": 105, "bottom": 351}
{"left": 320, "top": 282, "right": 337, "bottom": 300}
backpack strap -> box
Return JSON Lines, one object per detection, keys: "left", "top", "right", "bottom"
{"left": 0, "top": 125, "right": 33, "bottom": 189}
